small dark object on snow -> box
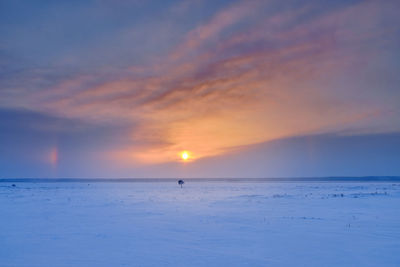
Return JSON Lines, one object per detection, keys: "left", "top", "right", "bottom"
{"left": 178, "top": 180, "right": 184, "bottom": 188}
{"left": 11, "top": 184, "right": 16, "bottom": 187}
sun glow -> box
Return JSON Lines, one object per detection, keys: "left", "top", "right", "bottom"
{"left": 181, "top": 151, "right": 189, "bottom": 161}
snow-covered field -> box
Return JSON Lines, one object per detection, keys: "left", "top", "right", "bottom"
{"left": 1, "top": 181, "right": 400, "bottom": 267}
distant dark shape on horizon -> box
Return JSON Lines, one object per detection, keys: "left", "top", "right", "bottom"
{"left": 178, "top": 180, "right": 184, "bottom": 188}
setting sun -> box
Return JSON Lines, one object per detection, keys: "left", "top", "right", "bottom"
{"left": 181, "top": 151, "right": 189, "bottom": 161}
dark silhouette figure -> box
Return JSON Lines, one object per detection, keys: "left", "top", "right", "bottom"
{"left": 178, "top": 180, "right": 184, "bottom": 188}
{"left": 11, "top": 184, "right": 16, "bottom": 187}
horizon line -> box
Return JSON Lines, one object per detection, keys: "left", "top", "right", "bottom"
{"left": 1, "top": 176, "right": 400, "bottom": 183}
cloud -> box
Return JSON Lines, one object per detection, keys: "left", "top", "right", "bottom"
{"left": 0, "top": 108, "right": 134, "bottom": 178}
{"left": 1, "top": 0, "right": 399, "bottom": 166}
{"left": 176, "top": 131, "right": 400, "bottom": 178}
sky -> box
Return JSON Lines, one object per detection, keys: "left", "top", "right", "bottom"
{"left": 0, "top": 0, "right": 399, "bottom": 178}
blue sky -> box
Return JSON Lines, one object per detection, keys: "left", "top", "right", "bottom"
{"left": 0, "top": 0, "right": 399, "bottom": 178}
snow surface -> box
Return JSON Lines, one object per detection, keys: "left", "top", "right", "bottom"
{"left": 1, "top": 181, "right": 400, "bottom": 267}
